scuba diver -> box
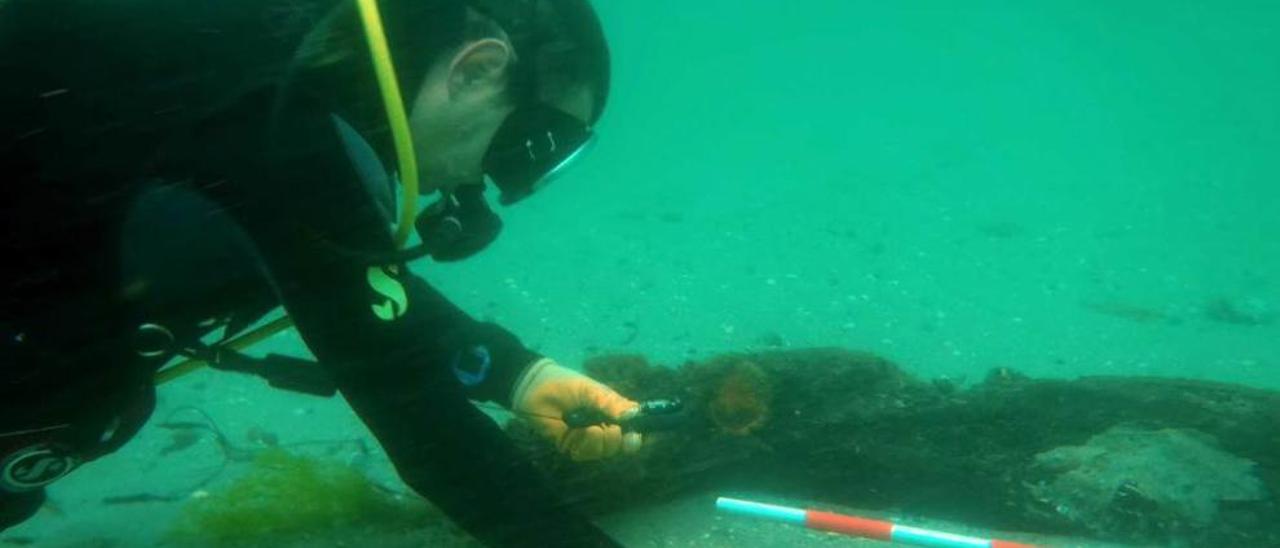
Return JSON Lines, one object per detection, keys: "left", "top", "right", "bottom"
{"left": 0, "top": 0, "right": 638, "bottom": 545}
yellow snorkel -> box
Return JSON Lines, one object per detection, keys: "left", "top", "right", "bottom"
{"left": 155, "top": 0, "right": 420, "bottom": 385}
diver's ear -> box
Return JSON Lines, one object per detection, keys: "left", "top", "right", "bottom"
{"left": 447, "top": 38, "right": 512, "bottom": 98}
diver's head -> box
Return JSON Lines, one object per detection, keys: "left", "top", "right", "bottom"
{"left": 288, "top": 0, "right": 609, "bottom": 261}
{"left": 407, "top": 0, "right": 610, "bottom": 203}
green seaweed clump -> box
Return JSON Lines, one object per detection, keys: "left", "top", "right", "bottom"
{"left": 168, "top": 448, "right": 431, "bottom": 545}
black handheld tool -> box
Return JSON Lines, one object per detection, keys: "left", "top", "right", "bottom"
{"left": 562, "top": 398, "right": 686, "bottom": 434}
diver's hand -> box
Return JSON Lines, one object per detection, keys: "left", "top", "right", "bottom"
{"left": 511, "top": 358, "right": 642, "bottom": 461}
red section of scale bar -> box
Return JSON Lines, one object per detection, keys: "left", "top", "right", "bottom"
{"left": 991, "top": 541, "right": 1039, "bottom": 548}
{"left": 804, "top": 510, "right": 894, "bottom": 541}
{"left": 806, "top": 510, "right": 1041, "bottom": 548}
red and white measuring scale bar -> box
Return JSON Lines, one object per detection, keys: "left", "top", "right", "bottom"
{"left": 716, "top": 497, "right": 1040, "bottom": 548}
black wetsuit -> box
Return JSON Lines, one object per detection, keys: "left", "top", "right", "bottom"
{"left": 0, "top": 1, "right": 618, "bottom": 545}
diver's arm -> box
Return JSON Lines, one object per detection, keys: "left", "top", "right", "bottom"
{"left": 226, "top": 173, "right": 615, "bottom": 547}
{"left": 259, "top": 243, "right": 618, "bottom": 546}
{"left": 316, "top": 280, "right": 620, "bottom": 547}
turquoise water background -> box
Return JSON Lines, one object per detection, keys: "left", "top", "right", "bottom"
{"left": 8, "top": 1, "right": 1278, "bottom": 545}
{"left": 442, "top": 0, "right": 1279, "bottom": 387}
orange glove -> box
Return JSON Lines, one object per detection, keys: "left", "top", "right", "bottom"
{"left": 511, "top": 358, "right": 642, "bottom": 461}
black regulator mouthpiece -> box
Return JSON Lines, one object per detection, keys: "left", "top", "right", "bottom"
{"left": 415, "top": 184, "right": 503, "bottom": 262}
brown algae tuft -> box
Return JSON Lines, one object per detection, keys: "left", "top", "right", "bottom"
{"left": 707, "top": 359, "right": 772, "bottom": 436}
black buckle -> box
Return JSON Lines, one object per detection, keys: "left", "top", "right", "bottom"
{"left": 187, "top": 342, "right": 337, "bottom": 398}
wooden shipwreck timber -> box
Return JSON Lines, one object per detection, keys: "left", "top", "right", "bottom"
{"left": 511, "top": 348, "right": 1280, "bottom": 546}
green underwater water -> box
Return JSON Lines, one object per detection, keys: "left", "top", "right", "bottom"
{"left": 460, "top": 0, "right": 1279, "bottom": 387}
{"left": 6, "top": 1, "right": 1279, "bottom": 547}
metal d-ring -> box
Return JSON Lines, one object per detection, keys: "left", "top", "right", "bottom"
{"left": 133, "top": 323, "right": 175, "bottom": 358}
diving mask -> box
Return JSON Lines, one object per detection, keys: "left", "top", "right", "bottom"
{"left": 483, "top": 102, "right": 597, "bottom": 206}
{"left": 413, "top": 104, "right": 595, "bottom": 261}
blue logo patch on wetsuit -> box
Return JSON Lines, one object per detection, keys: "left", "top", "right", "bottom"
{"left": 451, "top": 345, "right": 492, "bottom": 387}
